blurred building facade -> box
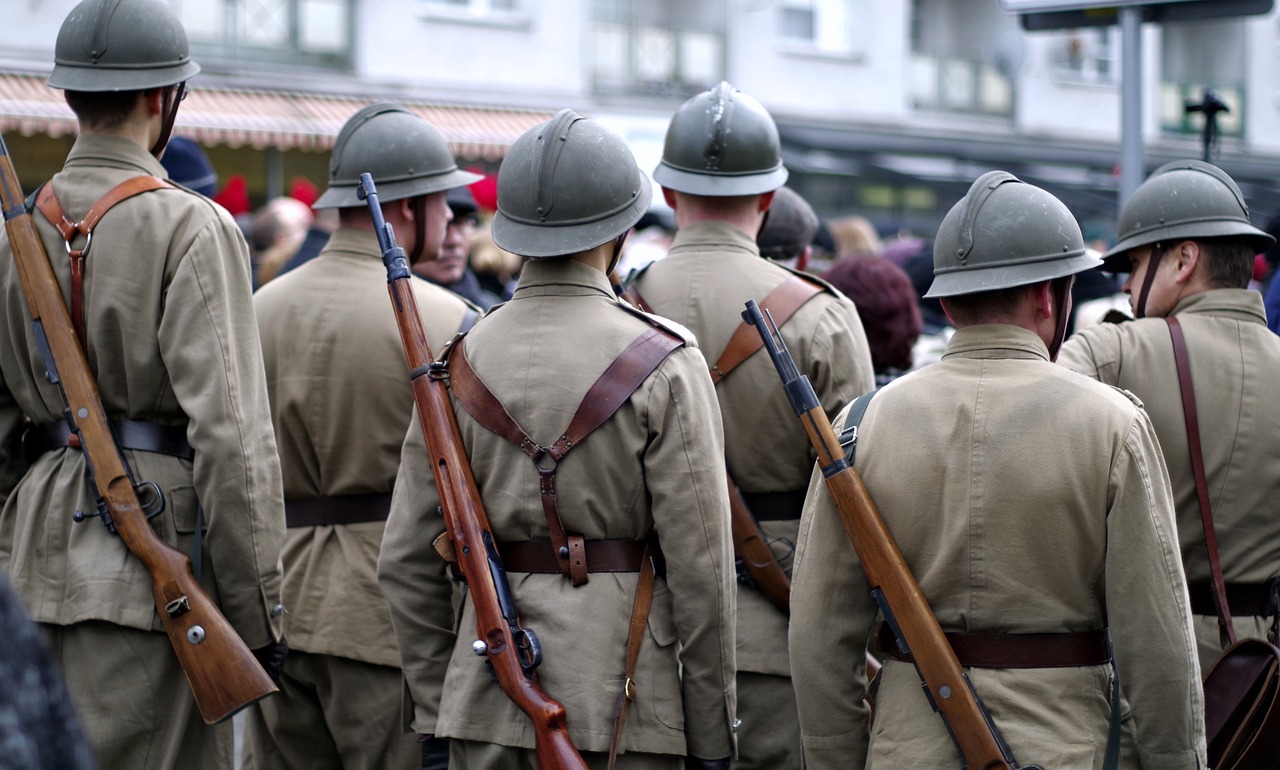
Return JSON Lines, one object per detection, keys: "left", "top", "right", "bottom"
{"left": 1, "top": 0, "right": 1278, "bottom": 235}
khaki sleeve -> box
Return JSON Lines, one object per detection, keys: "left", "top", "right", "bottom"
{"left": 789, "top": 409, "right": 875, "bottom": 769}
{"left": 810, "top": 295, "right": 876, "bottom": 418}
{"left": 377, "top": 412, "right": 454, "bottom": 735}
{"left": 158, "top": 214, "right": 285, "bottom": 649}
{"left": 1058, "top": 325, "right": 1119, "bottom": 384}
{"left": 644, "top": 346, "right": 738, "bottom": 760}
{"left": 1105, "top": 410, "right": 1206, "bottom": 768}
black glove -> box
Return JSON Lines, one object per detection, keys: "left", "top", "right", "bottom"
{"left": 684, "top": 757, "right": 730, "bottom": 770}
{"left": 418, "top": 734, "right": 449, "bottom": 770}
{"left": 251, "top": 635, "right": 288, "bottom": 685}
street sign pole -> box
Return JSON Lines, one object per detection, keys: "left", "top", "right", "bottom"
{"left": 1119, "top": 6, "right": 1144, "bottom": 213}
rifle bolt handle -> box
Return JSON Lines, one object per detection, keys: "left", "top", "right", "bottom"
{"left": 186, "top": 625, "right": 206, "bottom": 645}
{"left": 472, "top": 640, "right": 488, "bottom": 656}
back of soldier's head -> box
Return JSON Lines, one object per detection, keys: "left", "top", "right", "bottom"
{"left": 315, "top": 103, "right": 481, "bottom": 211}
{"left": 491, "top": 109, "right": 651, "bottom": 259}
{"left": 654, "top": 82, "right": 787, "bottom": 199}
{"left": 928, "top": 171, "right": 1100, "bottom": 321}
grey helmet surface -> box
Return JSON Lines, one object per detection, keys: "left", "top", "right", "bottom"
{"left": 314, "top": 103, "right": 482, "bottom": 210}
{"left": 48, "top": 0, "right": 201, "bottom": 92}
{"left": 926, "top": 171, "right": 1101, "bottom": 298}
{"left": 653, "top": 82, "right": 788, "bottom": 197}
{"left": 491, "top": 109, "right": 651, "bottom": 259}
{"left": 1102, "top": 159, "right": 1275, "bottom": 272}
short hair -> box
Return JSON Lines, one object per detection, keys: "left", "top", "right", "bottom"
{"left": 63, "top": 89, "right": 143, "bottom": 131}
{"left": 1197, "top": 238, "right": 1255, "bottom": 289}
{"left": 939, "top": 284, "right": 1029, "bottom": 327}
{"left": 757, "top": 187, "right": 818, "bottom": 261}
{"left": 822, "top": 256, "right": 922, "bottom": 373}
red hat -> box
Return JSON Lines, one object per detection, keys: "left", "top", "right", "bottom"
{"left": 466, "top": 166, "right": 498, "bottom": 213}
{"left": 213, "top": 174, "right": 251, "bottom": 217}
{"left": 289, "top": 176, "right": 321, "bottom": 209}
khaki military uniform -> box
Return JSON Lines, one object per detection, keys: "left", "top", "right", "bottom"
{"left": 1059, "top": 289, "right": 1280, "bottom": 670}
{"left": 244, "top": 227, "right": 475, "bottom": 768}
{"left": 629, "top": 220, "right": 874, "bottom": 769}
{"left": 0, "top": 134, "right": 286, "bottom": 770}
{"left": 378, "top": 258, "right": 737, "bottom": 766}
{"left": 791, "top": 325, "right": 1205, "bottom": 769}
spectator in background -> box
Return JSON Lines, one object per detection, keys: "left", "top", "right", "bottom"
{"left": 828, "top": 214, "right": 882, "bottom": 259}
{"left": 615, "top": 209, "right": 675, "bottom": 278}
{"left": 1262, "top": 209, "right": 1280, "bottom": 333}
{"left": 467, "top": 221, "right": 522, "bottom": 301}
{"left": 412, "top": 186, "right": 503, "bottom": 310}
{"left": 252, "top": 197, "right": 314, "bottom": 287}
{"left": 757, "top": 186, "right": 817, "bottom": 272}
{"left": 160, "top": 136, "right": 217, "bottom": 197}
{"left": 823, "top": 255, "right": 922, "bottom": 384}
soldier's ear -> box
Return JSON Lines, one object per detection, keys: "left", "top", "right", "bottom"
{"left": 662, "top": 187, "right": 678, "bottom": 210}
{"left": 1172, "top": 240, "right": 1201, "bottom": 284}
{"left": 758, "top": 190, "right": 775, "bottom": 213}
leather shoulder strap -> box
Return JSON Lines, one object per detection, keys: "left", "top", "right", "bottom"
{"left": 1167, "top": 316, "right": 1236, "bottom": 646}
{"left": 710, "top": 273, "right": 822, "bottom": 384}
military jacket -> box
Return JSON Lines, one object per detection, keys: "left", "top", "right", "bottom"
{"left": 0, "top": 134, "right": 284, "bottom": 648}
{"left": 790, "top": 325, "right": 1205, "bottom": 769}
{"left": 1059, "top": 289, "right": 1280, "bottom": 666}
{"left": 629, "top": 220, "right": 874, "bottom": 675}
{"left": 378, "top": 258, "right": 737, "bottom": 758}
{"left": 253, "top": 227, "right": 474, "bottom": 667}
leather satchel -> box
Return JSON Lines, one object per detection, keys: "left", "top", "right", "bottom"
{"left": 1168, "top": 317, "right": 1280, "bottom": 770}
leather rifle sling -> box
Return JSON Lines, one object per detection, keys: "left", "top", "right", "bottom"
{"left": 448, "top": 325, "right": 681, "bottom": 585}
{"left": 35, "top": 177, "right": 174, "bottom": 343}
{"left": 1167, "top": 316, "right": 1237, "bottom": 647}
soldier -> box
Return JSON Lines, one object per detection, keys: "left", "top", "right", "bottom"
{"left": 0, "top": 1, "right": 286, "bottom": 768}
{"left": 244, "top": 103, "right": 481, "bottom": 770}
{"left": 625, "top": 81, "right": 874, "bottom": 770}
{"left": 1058, "top": 160, "right": 1280, "bottom": 671}
{"left": 378, "top": 109, "right": 738, "bottom": 769}
{"left": 790, "top": 171, "right": 1205, "bottom": 768}
{"left": 413, "top": 185, "right": 503, "bottom": 310}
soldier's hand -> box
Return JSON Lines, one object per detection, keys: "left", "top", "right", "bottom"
{"left": 418, "top": 734, "right": 449, "bottom": 770}
{"left": 684, "top": 757, "right": 730, "bottom": 770}
{"left": 251, "top": 635, "right": 288, "bottom": 685}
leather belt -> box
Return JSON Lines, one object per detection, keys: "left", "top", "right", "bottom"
{"left": 499, "top": 539, "right": 654, "bottom": 574}
{"left": 22, "top": 418, "right": 193, "bottom": 462}
{"left": 285, "top": 493, "right": 392, "bottom": 528}
{"left": 876, "top": 621, "right": 1111, "bottom": 669}
{"left": 1189, "top": 579, "right": 1280, "bottom": 618}
{"left": 740, "top": 490, "right": 806, "bottom": 522}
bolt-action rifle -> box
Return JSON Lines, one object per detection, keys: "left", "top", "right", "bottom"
{"left": 0, "top": 134, "right": 277, "bottom": 724}
{"left": 358, "top": 173, "right": 587, "bottom": 770}
{"left": 743, "top": 299, "right": 1041, "bottom": 770}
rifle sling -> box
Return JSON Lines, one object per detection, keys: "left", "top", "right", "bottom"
{"left": 448, "top": 326, "right": 681, "bottom": 587}
{"left": 1167, "top": 316, "right": 1237, "bottom": 648}
{"left": 35, "top": 177, "right": 173, "bottom": 344}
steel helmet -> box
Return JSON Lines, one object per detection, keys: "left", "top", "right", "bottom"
{"left": 314, "top": 103, "right": 482, "bottom": 210}
{"left": 654, "top": 82, "right": 788, "bottom": 197}
{"left": 926, "top": 171, "right": 1100, "bottom": 298}
{"left": 48, "top": 0, "right": 200, "bottom": 92}
{"left": 491, "top": 109, "right": 651, "bottom": 259}
{"left": 1102, "top": 159, "right": 1275, "bottom": 272}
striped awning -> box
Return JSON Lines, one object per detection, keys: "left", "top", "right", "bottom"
{"left": 0, "top": 71, "right": 552, "bottom": 160}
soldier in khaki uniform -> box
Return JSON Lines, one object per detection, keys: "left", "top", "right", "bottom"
{"left": 626, "top": 82, "right": 874, "bottom": 770}
{"left": 0, "top": 1, "right": 286, "bottom": 768}
{"left": 790, "top": 172, "right": 1205, "bottom": 769}
{"left": 244, "top": 104, "right": 481, "bottom": 770}
{"left": 378, "top": 109, "right": 738, "bottom": 769}
{"left": 1058, "top": 160, "right": 1280, "bottom": 671}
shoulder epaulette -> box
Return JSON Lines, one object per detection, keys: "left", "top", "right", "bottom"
{"left": 614, "top": 298, "right": 691, "bottom": 346}
{"left": 774, "top": 261, "right": 840, "bottom": 296}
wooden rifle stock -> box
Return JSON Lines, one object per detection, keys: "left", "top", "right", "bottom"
{"left": 358, "top": 174, "right": 587, "bottom": 770}
{"left": 743, "top": 299, "right": 1040, "bottom": 770}
{"left": 0, "top": 134, "right": 276, "bottom": 724}
{"left": 726, "top": 477, "right": 791, "bottom": 613}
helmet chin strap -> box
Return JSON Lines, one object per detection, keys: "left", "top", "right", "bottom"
{"left": 607, "top": 232, "right": 628, "bottom": 275}
{"left": 407, "top": 196, "right": 428, "bottom": 265}
{"left": 1133, "top": 243, "right": 1166, "bottom": 319}
{"left": 150, "top": 83, "right": 186, "bottom": 159}
{"left": 1047, "top": 276, "right": 1074, "bottom": 362}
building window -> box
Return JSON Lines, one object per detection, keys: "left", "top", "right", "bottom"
{"left": 778, "top": 0, "right": 860, "bottom": 57}
{"left": 171, "top": 0, "right": 354, "bottom": 69}
{"left": 909, "top": 0, "right": 1014, "bottom": 118}
{"left": 590, "top": 0, "right": 726, "bottom": 98}
{"left": 1050, "top": 28, "right": 1116, "bottom": 85}
{"left": 1159, "top": 19, "right": 1246, "bottom": 140}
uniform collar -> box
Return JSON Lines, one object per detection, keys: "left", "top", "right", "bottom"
{"left": 319, "top": 226, "right": 381, "bottom": 259}
{"left": 1169, "top": 288, "right": 1267, "bottom": 325}
{"left": 512, "top": 257, "right": 614, "bottom": 299}
{"left": 64, "top": 134, "right": 168, "bottom": 178}
{"left": 667, "top": 220, "right": 761, "bottom": 259}
{"left": 942, "top": 324, "right": 1051, "bottom": 362}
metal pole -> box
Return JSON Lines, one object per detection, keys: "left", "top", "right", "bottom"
{"left": 1118, "top": 6, "right": 1144, "bottom": 215}
{"left": 266, "top": 146, "right": 283, "bottom": 201}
